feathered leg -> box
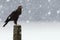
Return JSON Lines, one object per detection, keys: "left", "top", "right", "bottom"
{"left": 14, "top": 20, "right": 17, "bottom": 24}
{"left": 14, "top": 18, "right": 18, "bottom": 25}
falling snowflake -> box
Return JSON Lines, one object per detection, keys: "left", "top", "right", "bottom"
{"left": 1, "top": 11, "right": 4, "bottom": 13}
{"left": 39, "top": 5, "right": 42, "bottom": 8}
{"left": 20, "top": 0, "right": 23, "bottom": 3}
{"left": 48, "top": 0, "right": 51, "bottom": 2}
{"left": 26, "top": 0, "right": 30, "bottom": 2}
{"left": 28, "top": 10, "right": 31, "bottom": 14}
{"left": 6, "top": 0, "right": 10, "bottom": 2}
{"left": 26, "top": 20, "right": 30, "bottom": 23}
{"left": 48, "top": 11, "right": 51, "bottom": 15}
{"left": 57, "top": 10, "right": 60, "bottom": 14}
{"left": 0, "top": 5, "right": 3, "bottom": 9}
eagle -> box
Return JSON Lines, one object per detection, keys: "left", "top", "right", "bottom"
{"left": 3, "top": 5, "right": 23, "bottom": 27}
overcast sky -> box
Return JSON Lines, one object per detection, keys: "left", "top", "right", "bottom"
{"left": 0, "top": 0, "right": 60, "bottom": 22}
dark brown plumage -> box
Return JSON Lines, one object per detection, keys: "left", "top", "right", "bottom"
{"left": 3, "top": 5, "right": 22, "bottom": 27}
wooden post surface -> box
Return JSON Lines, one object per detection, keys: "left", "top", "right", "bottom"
{"left": 13, "top": 25, "right": 21, "bottom": 40}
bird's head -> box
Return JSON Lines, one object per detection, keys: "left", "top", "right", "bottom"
{"left": 18, "top": 5, "right": 23, "bottom": 9}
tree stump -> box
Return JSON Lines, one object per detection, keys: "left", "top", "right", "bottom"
{"left": 13, "top": 25, "right": 21, "bottom": 40}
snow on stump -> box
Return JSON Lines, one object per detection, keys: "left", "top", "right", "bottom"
{"left": 13, "top": 25, "right": 21, "bottom": 40}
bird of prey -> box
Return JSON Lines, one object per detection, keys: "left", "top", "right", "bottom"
{"left": 3, "top": 5, "right": 23, "bottom": 27}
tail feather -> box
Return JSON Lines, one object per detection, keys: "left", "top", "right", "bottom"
{"left": 3, "top": 18, "right": 10, "bottom": 27}
{"left": 3, "top": 22, "right": 8, "bottom": 27}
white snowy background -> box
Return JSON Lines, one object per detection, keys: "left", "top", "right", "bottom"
{"left": 0, "top": 0, "right": 60, "bottom": 40}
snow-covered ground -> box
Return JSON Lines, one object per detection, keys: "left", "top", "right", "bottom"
{"left": 0, "top": 22, "right": 60, "bottom": 40}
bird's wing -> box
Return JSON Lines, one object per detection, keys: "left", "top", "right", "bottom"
{"left": 9, "top": 11, "right": 16, "bottom": 17}
{"left": 5, "top": 11, "right": 16, "bottom": 22}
